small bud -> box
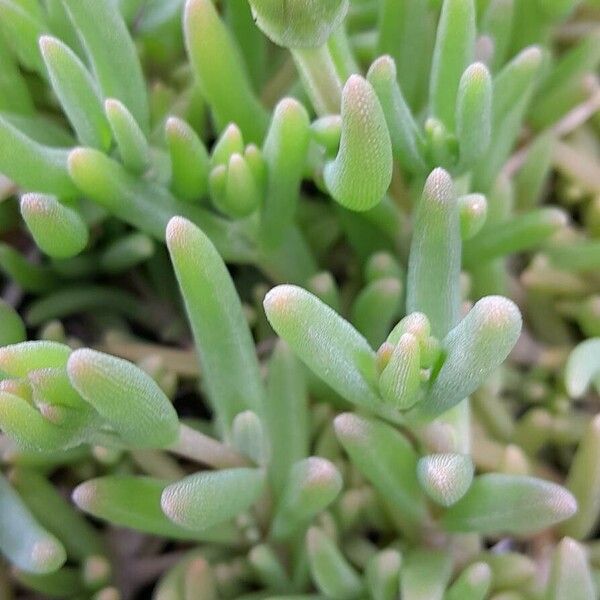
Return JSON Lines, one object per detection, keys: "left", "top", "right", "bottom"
{"left": 249, "top": 0, "right": 349, "bottom": 48}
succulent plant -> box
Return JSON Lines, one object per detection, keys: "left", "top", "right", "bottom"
{"left": 0, "top": 0, "right": 599, "bottom": 598}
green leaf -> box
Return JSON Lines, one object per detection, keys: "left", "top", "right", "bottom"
{"left": 442, "top": 474, "right": 577, "bottom": 534}
{"left": 271, "top": 457, "right": 343, "bottom": 541}
{"left": 306, "top": 526, "right": 364, "bottom": 599}
{"left": 104, "top": 98, "right": 150, "bottom": 174}
{"left": 0, "top": 244, "right": 57, "bottom": 293}
{"left": 458, "top": 193, "right": 488, "bottom": 240}
{"left": 260, "top": 98, "right": 310, "bottom": 250}
{"left": 0, "top": 32, "right": 34, "bottom": 114}
{"left": 9, "top": 468, "right": 104, "bottom": 561}
{"left": 184, "top": 0, "right": 268, "bottom": 143}
{"left": 463, "top": 208, "right": 566, "bottom": 267}
{"left": 515, "top": 130, "right": 555, "bottom": 209}
{"left": 248, "top": 0, "right": 348, "bottom": 48}
{"left": 416, "top": 453, "right": 474, "bottom": 506}
{"left": 0, "top": 0, "right": 46, "bottom": 75}
{"left": 0, "top": 472, "right": 66, "bottom": 573}
{"left": 161, "top": 468, "right": 265, "bottom": 530}
{"left": 0, "top": 342, "right": 71, "bottom": 377}
{"left": 222, "top": 153, "right": 261, "bottom": 218}
{"left": 324, "top": 75, "right": 392, "bottom": 212}
{"left": 406, "top": 168, "right": 461, "bottom": 338}
{"left": 73, "top": 476, "right": 233, "bottom": 542}
{"left": 264, "top": 341, "right": 309, "bottom": 498}
{"left": 0, "top": 389, "right": 77, "bottom": 451}
{"left": 62, "top": 0, "right": 149, "bottom": 131}
{"left": 400, "top": 548, "right": 452, "bottom": 600}
{"left": 547, "top": 537, "right": 596, "bottom": 600}
{"left": 560, "top": 415, "right": 600, "bottom": 539}
{"left": 413, "top": 295, "right": 522, "bottom": 420}
{"left": 12, "top": 566, "right": 84, "bottom": 598}
{"left": 39, "top": 35, "right": 111, "bottom": 150}
{"left": 248, "top": 544, "right": 290, "bottom": 592}
{"left": 20, "top": 193, "right": 88, "bottom": 259}
{"left": 429, "top": 0, "right": 476, "bottom": 130}
{"left": 378, "top": 333, "right": 422, "bottom": 410}
{"left": 231, "top": 411, "right": 270, "bottom": 465}
{"left": 564, "top": 339, "right": 600, "bottom": 398}
{"left": 481, "top": 0, "right": 515, "bottom": 71}
{"left": 456, "top": 63, "right": 492, "bottom": 170}
{"left": 445, "top": 562, "right": 491, "bottom": 600}
{"left": 99, "top": 232, "right": 155, "bottom": 274}
{"left": 166, "top": 217, "right": 264, "bottom": 432}
{"left": 367, "top": 55, "right": 426, "bottom": 175}
{"left": 67, "top": 348, "right": 180, "bottom": 448}
{"left": 165, "top": 116, "right": 209, "bottom": 203}
{"left": 365, "top": 549, "right": 402, "bottom": 600}
{"left": 334, "top": 413, "right": 428, "bottom": 534}
{"left": 0, "top": 299, "right": 26, "bottom": 346}
{"left": 351, "top": 278, "right": 402, "bottom": 349}
{"left": 67, "top": 148, "right": 252, "bottom": 263}
{"left": 0, "top": 115, "right": 76, "bottom": 197}
{"left": 263, "top": 285, "right": 382, "bottom": 413}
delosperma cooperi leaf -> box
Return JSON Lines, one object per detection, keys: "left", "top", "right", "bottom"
{"left": 248, "top": 0, "right": 349, "bottom": 48}
{"left": 445, "top": 562, "right": 492, "bottom": 600}
{"left": 547, "top": 537, "right": 596, "bottom": 600}
{"left": 271, "top": 457, "right": 343, "bottom": 540}
{"left": 167, "top": 216, "right": 264, "bottom": 432}
{"left": 365, "top": 549, "right": 402, "bottom": 600}
{"left": 306, "top": 526, "right": 364, "bottom": 599}
{"left": 324, "top": 75, "right": 393, "bottom": 212}
{"left": 104, "top": 99, "right": 150, "bottom": 175}
{"left": 184, "top": 0, "right": 268, "bottom": 143}
{"left": 560, "top": 414, "right": 600, "bottom": 539}
{"left": 442, "top": 474, "right": 577, "bottom": 534}
{"left": 263, "top": 284, "right": 382, "bottom": 413}
{"left": 61, "top": 0, "right": 149, "bottom": 132}
{"left": 161, "top": 468, "right": 265, "bottom": 531}
{"left": 429, "top": 0, "right": 476, "bottom": 130}
{"left": 0, "top": 473, "right": 66, "bottom": 574}
{"left": 73, "top": 476, "right": 235, "bottom": 543}
{"left": 413, "top": 295, "right": 522, "bottom": 421}
{"left": 416, "top": 453, "right": 474, "bottom": 506}
{"left": 406, "top": 168, "right": 461, "bottom": 339}
{"left": 67, "top": 348, "right": 179, "bottom": 448}
{"left": 39, "top": 35, "right": 111, "bottom": 151}
{"left": 165, "top": 116, "right": 210, "bottom": 203}
{"left": 20, "top": 193, "right": 88, "bottom": 259}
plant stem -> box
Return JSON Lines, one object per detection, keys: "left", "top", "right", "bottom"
{"left": 291, "top": 45, "right": 343, "bottom": 116}
{"left": 168, "top": 424, "right": 251, "bottom": 469}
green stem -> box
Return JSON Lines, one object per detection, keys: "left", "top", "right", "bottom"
{"left": 168, "top": 424, "right": 251, "bottom": 469}
{"left": 292, "top": 45, "right": 343, "bottom": 116}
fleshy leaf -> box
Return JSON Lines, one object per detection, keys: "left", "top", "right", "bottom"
{"left": 20, "top": 193, "right": 88, "bottom": 259}
{"left": 263, "top": 285, "right": 381, "bottom": 413}
{"left": 413, "top": 296, "right": 522, "bottom": 420}
{"left": 306, "top": 526, "right": 364, "bottom": 599}
{"left": 161, "top": 468, "right": 265, "bottom": 530}
{"left": 67, "top": 348, "right": 180, "bottom": 448}
{"left": 0, "top": 473, "right": 66, "bottom": 574}
{"left": 324, "top": 75, "right": 393, "bottom": 212}
{"left": 271, "top": 457, "right": 343, "bottom": 541}
{"left": 73, "top": 476, "right": 235, "bottom": 542}
{"left": 442, "top": 474, "right": 577, "bottom": 534}
{"left": 416, "top": 453, "right": 474, "bottom": 506}
{"left": 248, "top": 0, "right": 348, "bottom": 48}
{"left": 167, "top": 217, "right": 264, "bottom": 432}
